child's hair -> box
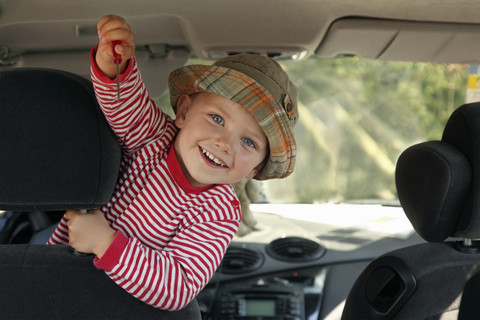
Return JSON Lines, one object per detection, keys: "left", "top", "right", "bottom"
{"left": 168, "top": 54, "right": 299, "bottom": 180}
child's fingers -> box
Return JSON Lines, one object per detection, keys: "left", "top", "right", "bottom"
{"left": 100, "top": 28, "right": 134, "bottom": 46}
{"left": 97, "top": 15, "right": 129, "bottom": 35}
{"left": 97, "top": 14, "right": 118, "bottom": 29}
{"left": 114, "top": 43, "right": 135, "bottom": 60}
{"left": 65, "top": 210, "right": 81, "bottom": 221}
{"left": 97, "top": 16, "right": 135, "bottom": 60}
{"left": 101, "top": 36, "right": 135, "bottom": 62}
{"left": 98, "top": 15, "right": 131, "bottom": 40}
{"left": 95, "top": 15, "right": 134, "bottom": 77}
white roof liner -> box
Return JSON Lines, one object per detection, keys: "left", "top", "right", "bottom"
{"left": 1, "top": 0, "right": 480, "bottom": 96}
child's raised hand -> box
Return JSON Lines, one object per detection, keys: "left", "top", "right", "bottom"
{"left": 96, "top": 15, "right": 135, "bottom": 79}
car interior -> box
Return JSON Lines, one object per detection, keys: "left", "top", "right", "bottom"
{"left": 342, "top": 102, "right": 480, "bottom": 320}
{"left": 0, "top": 67, "right": 202, "bottom": 319}
{"left": 1, "top": 1, "right": 480, "bottom": 319}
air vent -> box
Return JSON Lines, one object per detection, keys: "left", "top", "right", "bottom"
{"left": 266, "top": 237, "right": 325, "bottom": 262}
{"left": 220, "top": 247, "right": 263, "bottom": 274}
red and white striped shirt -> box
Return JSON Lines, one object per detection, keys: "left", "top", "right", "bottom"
{"left": 48, "top": 48, "right": 241, "bottom": 311}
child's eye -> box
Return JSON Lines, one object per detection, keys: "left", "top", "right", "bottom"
{"left": 241, "top": 137, "right": 256, "bottom": 148}
{"left": 211, "top": 114, "right": 224, "bottom": 125}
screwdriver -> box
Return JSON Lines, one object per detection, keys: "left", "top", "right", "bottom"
{"left": 112, "top": 40, "right": 122, "bottom": 102}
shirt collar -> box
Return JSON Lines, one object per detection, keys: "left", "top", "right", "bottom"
{"left": 166, "top": 144, "right": 214, "bottom": 194}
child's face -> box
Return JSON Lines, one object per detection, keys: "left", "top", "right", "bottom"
{"left": 174, "top": 92, "right": 268, "bottom": 188}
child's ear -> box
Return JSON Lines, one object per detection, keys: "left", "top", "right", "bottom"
{"left": 245, "top": 170, "right": 258, "bottom": 180}
{"left": 246, "top": 154, "right": 268, "bottom": 179}
{"left": 245, "top": 163, "right": 263, "bottom": 180}
{"left": 174, "top": 94, "right": 192, "bottom": 128}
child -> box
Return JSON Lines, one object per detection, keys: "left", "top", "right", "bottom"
{"left": 48, "top": 14, "right": 298, "bottom": 311}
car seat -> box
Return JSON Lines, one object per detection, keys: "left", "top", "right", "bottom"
{"left": 0, "top": 68, "right": 201, "bottom": 319}
{"left": 341, "top": 102, "right": 480, "bottom": 320}
{"left": 457, "top": 262, "right": 480, "bottom": 319}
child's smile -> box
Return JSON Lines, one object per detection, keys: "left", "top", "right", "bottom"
{"left": 174, "top": 92, "right": 268, "bottom": 188}
{"left": 200, "top": 146, "right": 228, "bottom": 168}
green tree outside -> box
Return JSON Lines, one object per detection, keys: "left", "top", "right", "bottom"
{"left": 264, "top": 58, "right": 468, "bottom": 203}
{"left": 155, "top": 57, "right": 469, "bottom": 204}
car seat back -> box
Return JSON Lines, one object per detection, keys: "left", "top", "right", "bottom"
{"left": 0, "top": 68, "right": 120, "bottom": 211}
{"left": 341, "top": 102, "right": 480, "bottom": 320}
{"left": 0, "top": 68, "right": 201, "bottom": 319}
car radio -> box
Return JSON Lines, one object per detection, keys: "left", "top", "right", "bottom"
{"left": 212, "top": 284, "right": 305, "bottom": 320}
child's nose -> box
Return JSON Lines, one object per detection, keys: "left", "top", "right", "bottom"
{"left": 215, "top": 133, "right": 234, "bottom": 154}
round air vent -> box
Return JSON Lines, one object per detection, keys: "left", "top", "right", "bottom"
{"left": 266, "top": 237, "right": 325, "bottom": 262}
{"left": 220, "top": 247, "right": 264, "bottom": 274}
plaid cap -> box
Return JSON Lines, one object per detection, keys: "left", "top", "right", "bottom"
{"left": 168, "top": 54, "right": 298, "bottom": 180}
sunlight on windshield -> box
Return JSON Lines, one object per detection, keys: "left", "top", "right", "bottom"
{"left": 156, "top": 57, "right": 468, "bottom": 204}
{"left": 240, "top": 203, "right": 415, "bottom": 250}
{"left": 265, "top": 57, "right": 468, "bottom": 203}
{"left": 154, "top": 56, "right": 469, "bottom": 243}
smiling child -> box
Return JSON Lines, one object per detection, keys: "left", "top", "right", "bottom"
{"left": 48, "top": 14, "right": 298, "bottom": 310}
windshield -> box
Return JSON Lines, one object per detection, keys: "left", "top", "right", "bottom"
{"left": 155, "top": 56, "right": 469, "bottom": 242}
{"left": 160, "top": 56, "right": 467, "bottom": 203}
{"left": 267, "top": 57, "right": 467, "bottom": 203}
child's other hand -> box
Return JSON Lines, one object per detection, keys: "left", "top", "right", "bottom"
{"left": 96, "top": 15, "right": 135, "bottom": 79}
{"left": 66, "top": 209, "right": 116, "bottom": 258}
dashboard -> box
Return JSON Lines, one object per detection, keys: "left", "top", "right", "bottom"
{"left": 198, "top": 232, "right": 423, "bottom": 320}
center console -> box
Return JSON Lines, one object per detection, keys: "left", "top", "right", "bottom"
{"left": 212, "top": 284, "right": 305, "bottom": 320}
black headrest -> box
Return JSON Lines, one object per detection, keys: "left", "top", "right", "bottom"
{"left": 395, "top": 102, "right": 480, "bottom": 242}
{"left": 0, "top": 68, "right": 121, "bottom": 211}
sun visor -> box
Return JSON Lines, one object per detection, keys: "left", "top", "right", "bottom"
{"left": 316, "top": 18, "right": 480, "bottom": 64}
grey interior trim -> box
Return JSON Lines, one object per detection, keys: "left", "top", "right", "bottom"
{"left": 316, "top": 18, "right": 480, "bottom": 64}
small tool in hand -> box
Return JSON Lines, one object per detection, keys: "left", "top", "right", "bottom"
{"left": 112, "top": 40, "right": 122, "bottom": 102}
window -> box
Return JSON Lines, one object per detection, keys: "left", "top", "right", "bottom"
{"left": 156, "top": 57, "right": 468, "bottom": 204}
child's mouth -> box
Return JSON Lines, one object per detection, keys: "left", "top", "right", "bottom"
{"left": 200, "top": 147, "right": 227, "bottom": 167}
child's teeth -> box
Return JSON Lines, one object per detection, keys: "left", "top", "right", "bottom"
{"left": 203, "top": 149, "right": 226, "bottom": 167}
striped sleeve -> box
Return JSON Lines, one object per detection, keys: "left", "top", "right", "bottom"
{"left": 47, "top": 214, "right": 70, "bottom": 245}
{"left": 90, "top": 47, "right": 171, "bottom": 154}
{"left": 57, "top": 46, "right": 243, "bottom": 312}
{"left": 95, "top": 208, "right": 240, "bottom": 310}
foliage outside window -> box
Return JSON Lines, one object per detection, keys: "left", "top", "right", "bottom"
{"left": 156, "top": 57, "right": 469, "bottom": 204}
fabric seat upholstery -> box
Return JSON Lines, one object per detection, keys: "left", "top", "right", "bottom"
{"left": 341, "top": 102, "right": 480, "bottom": 320}
{"left": 0, "top": 68, "right": 120, "bottom": 210}
{"left": 0, "top": 68, "right": 201, "bottom": 319}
